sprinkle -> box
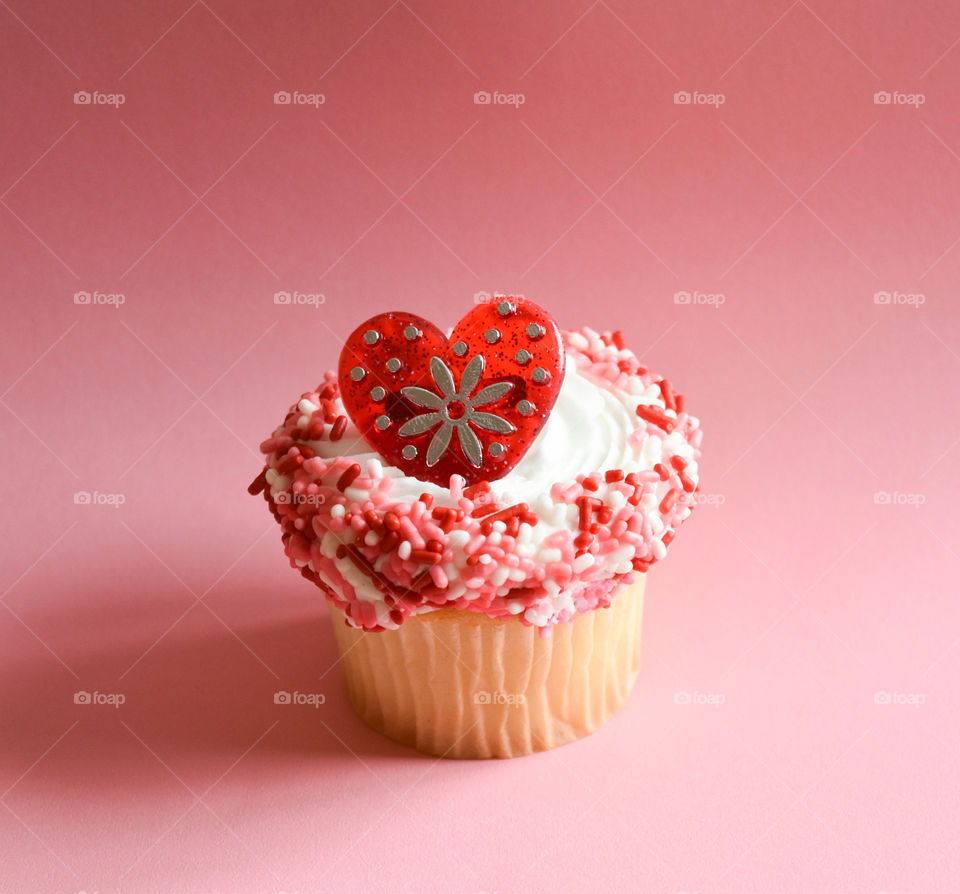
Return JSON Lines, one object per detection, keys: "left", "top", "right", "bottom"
{"left": 636, "top": 403, "right": 675, "bottom": 432}
{"left": 247, "top": 469, "right": 267, "bottom": 495}
{"left": 419, "top": 493, "right": 434, "bottom": 509}
{"left": 397, "top": 541, "right": 412, "bottom": 560}
{"left": 659, "top": 489, "right": 679, "bottom": 513}
{"left": 337, "top": 463, "right": 361, "bottom": 491}
{"left": 463, "top": 481, "right": 491, "bottom": 502}
{"left": 581, "top": 476, "right": 599, "bottom": 492}
{"left": 604, "top": 469, "right": 624, "bottom": 483}
{"left": 479, "top": 503, "right": 536, "bottom": 534}
{"left": 675, "top": 394, "right": 686, "bottom": 414}
{"left": 611, "top": 330, "right": 626, "bottom": 350}
{"left": 383, "top": 511, "right": 401, "bottom": 531}
{"left": 362, "top": 509, "right": 385, "bottom": 536}
{"left": 330, "top": 416, "right": 348, "bottom": 441}
{"left": 659, "top": 379, "right": 676, "bottom": 411}
{"left": 470, "top": 502, "right": 500, "bottom": 518}
{"left": 411, "top": 549, "right": 442, "bottom": 565}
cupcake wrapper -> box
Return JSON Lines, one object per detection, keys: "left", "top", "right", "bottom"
{"left": 328, "top": 576, "right": 645, "bottom": 759}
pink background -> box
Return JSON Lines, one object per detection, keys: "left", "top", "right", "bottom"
{"left": 2, "top": 1, "right": 960, "bottom": 891}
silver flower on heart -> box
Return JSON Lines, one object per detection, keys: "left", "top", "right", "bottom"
{"left": 399, "top": 354, "right": 515, "bottom": 468}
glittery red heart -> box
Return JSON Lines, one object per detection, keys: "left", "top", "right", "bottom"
{"left": 338, "top": 298, "right": 565, "bottom": 486}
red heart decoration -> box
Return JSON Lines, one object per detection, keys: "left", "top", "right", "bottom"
{"left": 338, "top": 298, "right": 565, "bottom": 486}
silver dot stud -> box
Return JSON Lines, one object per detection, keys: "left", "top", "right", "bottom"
{"left": 402, "top": 445, "right": 417, "bottom": 460}
{"left": 350, "top": 366, "right": 366, "bottom": 381}
{"left": 485, "top": 328, "right": 501, "bottom": 344}
{"left": 517, "top": 400, "right": 535, "bottom": 416}
{"left": 404, "top": 325, "right": 420, "bottom": 341}
{"left": 497, "top": 300, "right": 514, "bottom": 316}
{"left": 363, "top": 329, "right": 380, "bottom": 345}
{"left": 526, "top": 323, "right": 545, "bottom": 339}
{"left": 453, "top": 341, "right": 468, "bottom": 356}
{"left": 375, "top": 414, "right": 391, "bottom": 430}
{"left": 532, "top": 367, "right": 549, "bottom": 384}
{"left": 386, "top": 357, "right": 401, "bottom": 373}
{"left": 371, "top": 386, "right": 386, "bottom": 401}
{"left": 515, "top": 349, "right": 531, "bottom": 364}
{"left": 489, "top": 442, "right": 505, "bottom": 457}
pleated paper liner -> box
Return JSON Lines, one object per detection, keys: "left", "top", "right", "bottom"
{"left": 328, "top": 575, "right": 645, "bottom": 759}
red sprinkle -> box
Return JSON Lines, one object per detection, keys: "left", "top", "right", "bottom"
{"left": 470, "top": 502, "right": 500, "bottom": 518}
{"left": 611, "top": 330, "right": 626, "bottom": 350}
{"left": 659, "top": 379, "right": 676, "bottom": 412}
{"left": 654, "top": 463, "right": 670, "bottom": 481}
{"left": 337, "top": 463, "right": 361, "bottom": 491}
{"left": 675, "top": 394, "right": 686, "bottom": 414}
{"left": 362, "top": 509, "right": 385, "bottom": 536}
{"left": 576, "top": 496, "right": 603, "bottom": 531}
{"left": 419, "top": 493, "right": 434, "bottom": 509}
{"left": 604, "top": 469, "right": 624, "bottom": 483}
{"left": 636, "top": 404, "right": 675, "bottom": 432}
{"left": 380, "top": 531, "right": 400, "bottom": 552}
{"left": 480, "top": 503, "right": 531, "bottom": 534}
{"left": 383, "top": 511, "right": 401, "bottom": 532}
{"left": 411, "top": 549, "right": 442, "bottom": 565}
{"left": 330, "top": 416, "right": 348, "bottom": 441}
{"left": 659, "top": 489, "right": 679, "bottom": 513}
{"left": 581, "top": 476, "right": 599, "bottom": 492}
{"left": 463, "top": 481, "right": 490, "bottom": 502}
{"left": 247, "top": 469, "right": 267, "bottom": 495}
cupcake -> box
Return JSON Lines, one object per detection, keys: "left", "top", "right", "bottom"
{"left": 250, "top": 298, "right": 702, "bottom": 758}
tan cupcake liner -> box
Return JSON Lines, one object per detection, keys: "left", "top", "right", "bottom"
{"left": 328, "top": 575, "right": 645, "bottom": 759}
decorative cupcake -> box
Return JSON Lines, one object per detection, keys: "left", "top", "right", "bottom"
{"left": 250, "top": 297, "right": 702, "bottom": 758}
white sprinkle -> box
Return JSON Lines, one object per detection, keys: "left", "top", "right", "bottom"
{"left": 330, "top": 503, "right": 345, "bottom": 519}
{"left": 344, "top": 487, "right": 368, "bottom": 503}
{"left": 540, "top": 548, "right": 563, "bottom": 564}
{"left": 265, "top": 468, "right": 278, "bottom": 485}
{"left": 508, "top": 602, "right": 524, "bottom": 615}
{"left": 487, "top": 532, "right": 502, "bottom": 546}
{"left": 366, "top": 458, "right": 384, "bottom": 479}
{"left": 298, "top": 398, "right": 318, "bottom": 414}
{"left": 448, "top": 530, "right": 470, "bottom": 549}
{"left": 398, "top": 541, "right": 412, "bottom": 560}
{"left": 296, "top": 415, "right": 309, "bottom": 429}
{"left": 364, "top": 531, "right": 378, "bottom": 546}
{"left": 478, "top": 554, "right": 492, "bottom": 565}
{"left": 573, "top": 552, "right": 595, "bottom": 573}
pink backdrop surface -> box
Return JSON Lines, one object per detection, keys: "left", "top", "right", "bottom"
{"left": 2, "top": 1, "right": 960, "bottom": 892}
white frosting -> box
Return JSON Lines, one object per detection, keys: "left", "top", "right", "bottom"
{"left": 270, "top": 350, "right": 700, "bottom": 628}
